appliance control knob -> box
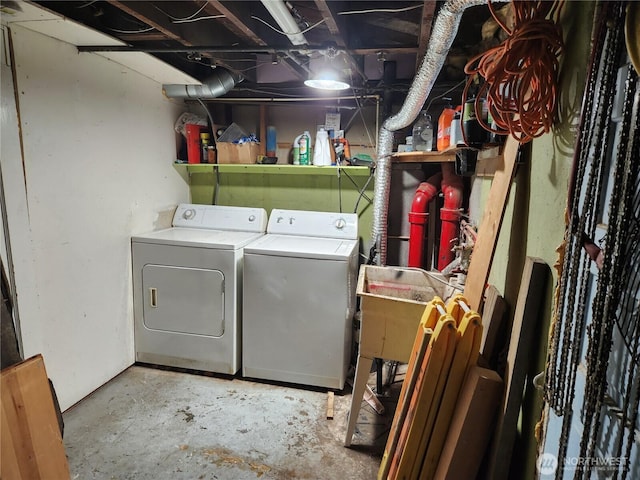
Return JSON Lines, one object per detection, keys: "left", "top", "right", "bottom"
{"left": 335, "top": 218, "right": 347, "bottom": 230}
{"left": 248, "top": 215, "right": 256, "bottom": 222}
{"left": 182, "top": 208, "right": 196, "bottom": 220}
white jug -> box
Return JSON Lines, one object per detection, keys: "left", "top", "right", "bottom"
{"left": 312, "top": 128, "right": 332, "bottom": 166}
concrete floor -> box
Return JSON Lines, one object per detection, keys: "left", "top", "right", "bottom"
{"left": 63, "top": 365, "right": 400, "bottom": 480}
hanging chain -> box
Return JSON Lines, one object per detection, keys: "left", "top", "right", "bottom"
{"left": 541, "top": 3, "right": 637, "bottom": 478}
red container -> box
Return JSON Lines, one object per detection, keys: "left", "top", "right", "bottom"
{"left": 185, "top": 124, "right": 205, "bottom": 164}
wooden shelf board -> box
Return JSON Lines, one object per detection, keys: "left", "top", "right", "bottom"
{"left": 174, "top": 163, "right": 372, "bottom": 177}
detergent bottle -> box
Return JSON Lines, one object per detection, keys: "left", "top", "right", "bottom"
{"left": 312, "top": 128, "right": 331, "bottom": 166}
{"left": 292, "top": 134, "right": 302, "bottom": 164}
{"left": 437, "top": 103, "right": 455, "bottom": 151}
{"left": 298, "top": 131, "right": 311, "bottom": 165}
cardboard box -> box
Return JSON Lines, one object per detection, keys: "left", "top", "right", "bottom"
{"left": 217, "top": 142, "right": 259, "bottom": 164}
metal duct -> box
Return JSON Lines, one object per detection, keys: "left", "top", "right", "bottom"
{"left": 162, "top": 68, "right": 239, "bottom": 99}
{"left": 371, "top": 0, "right": 487, "bottom": 265}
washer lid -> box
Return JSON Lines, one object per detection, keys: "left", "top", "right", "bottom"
{"left": 132, "top": 228, "right": 264, "bottom": 249}
{"left": 244, "top": 234, "right": 358, "bottom": 260}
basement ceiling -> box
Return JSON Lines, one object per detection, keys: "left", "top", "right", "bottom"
{"left": 31, "top": 0, "right": 495, "bottom": 101}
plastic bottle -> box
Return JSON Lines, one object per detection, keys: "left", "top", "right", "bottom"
{"left": 266, "top": 125, "right": 277, "bottom": 157}
{"left": 200, "top": 132, "right": 210, "bottom": 163}
{"left": 462, "top": 97, "right": 486, "bottom": 147}
{"left": 449, "top": 106, "right": 463, "bottom": 147}
{"left": 298, "top": 131, "right": 311, "bottom": 165}
{"left": 312, "top": 128, "right": 331, "bottom": 166}
{"left": 412, "top": 111, "right": 433, "bottom": 152}
{"left": 437, "top": 106, "right": 455, "bottom": 151}
{"left": 292, "top": 134, "right": 302, "bottom": 165}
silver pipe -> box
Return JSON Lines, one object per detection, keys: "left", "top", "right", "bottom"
{"left": 162, "top": 68, "right": 239, "bottom": 99}
{"left": 201, "top": 95, "right": 380, "bottom": 103}
{"left": 371, "top": 0, "right": 487, "bottom": 265}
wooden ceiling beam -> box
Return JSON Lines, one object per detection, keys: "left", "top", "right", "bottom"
{"left": 416, "top": 0, "right": 437, "bottom": 69}
{"left": 204, "top": 1, "right": 266, "bottom": 46}
{"left": 314, "top": 0, "right": 367, "bottom": 84}
{"left": 205, "top": 0, "right": 307, "bottom": 81}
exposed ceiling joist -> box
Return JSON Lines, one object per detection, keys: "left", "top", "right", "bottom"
{"left": 313, "top": 0, "right": 367, "bottom": 84}
{"left": 417, "top": 0, "right": 437, "bottom": 68}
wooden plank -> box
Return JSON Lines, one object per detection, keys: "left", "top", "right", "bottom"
{"left": 482, "top": 257, "right": 549, "bottom": 480}
{"left": 388, "top": 317, "right": 457, "bottom": 480}
{"left": 464, "top": 134, "right": 521, "bottom": 311}
{"left": 480, "top": 285, "right": 508, "bottom": 372}
{"left": 419, "top": 307, "right": 483, "bottom": 479}
{"left": 433, "top": 366, "right": 504, "bottom": 480}
{"left": 326, "top": 391, "right": 334, "bottom": 420}
{"left": 1, "top": 354, "right": 70, "bottom": 480}
{"left": 392, "top": 151, "right": 456, "bottom": 163}
{"left": 378, "top": 300, "right": 441, "bottom": 479}
{"left": 475, "top": 146, "right": 504, "bottom": 177}
{"left": 259, "top": 105, "right": 267, "bottom": 157}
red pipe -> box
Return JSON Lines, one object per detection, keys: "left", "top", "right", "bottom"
{"left": 438, "top": 163, "right": 463, "bottom": 270}
{"left": 408, "top": 172, "right": 442, "bottom": 268}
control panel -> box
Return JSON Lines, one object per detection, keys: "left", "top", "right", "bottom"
{"left": 267, "top": 209, "right": 358, "bottom": 239}
{"left": 172, "top": 204, "right": 268, "bottom": 232}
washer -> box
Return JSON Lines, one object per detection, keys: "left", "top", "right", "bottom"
{"left": 242, "top": 209, "right": 359, "bottom": 389}
{"left": 132, "top": 204, "right": 267, "bottom": 374}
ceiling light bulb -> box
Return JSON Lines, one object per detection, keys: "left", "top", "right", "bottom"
{"left": 304, "top": 69, "right": 350, "bottom": 91}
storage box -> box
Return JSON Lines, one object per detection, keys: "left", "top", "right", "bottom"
{"left": 217, "top": 142, "right": 260, "bottom": 164}
{"left": 357, "top": 265, "right": 446, "bottom": 361}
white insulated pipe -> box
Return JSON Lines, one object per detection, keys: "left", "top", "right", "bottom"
{"left": 260, "top": 0, "right": 308, "bottom": 46}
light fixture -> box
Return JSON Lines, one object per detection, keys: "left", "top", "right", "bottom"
{"left": 305, "top": 47, "right": 351, "bottom": 91}
{"left": 304, "top": 69, "right": 350, "bottom": 91}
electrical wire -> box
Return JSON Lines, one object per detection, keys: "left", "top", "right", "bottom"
{"left": 108, "top": 26, "right": 156, "bottom": 34}
{"left": 196, "top": 98, "right": 220, "bottom": 206}
{"left": 250, "top": 15, "right": 325, "bottom": 37}
{"left": 153, "top": 3, "right": 208, "bottom": 22}
{"left": 463, "top": 0, "right": 564, "bottom": 143}
{"left": 424, "top": 78, "right": 466, "bottom": 113}
{"left": 76, "top": 1, "right": 98, "bottom": 8}
{"left": 172, "top": 15, "right": 225, "bottom": 24}
{"left": 337, "top": 5, "right": 422, "bottom": 15}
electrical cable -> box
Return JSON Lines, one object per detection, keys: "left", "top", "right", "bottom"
{"left": 463, "top": 0, "right": 564, "bottom": 143}
{"left": 172, "top": 15, "right": 225, "bottom": 24}
{"left": 196, "top": 98, "right": 220, "bottom": 205}
{"left": 250, "top": 15, "right": 325, "bottom": 37}
{"left": 153, "top": 3, "right": 208, "bottom": 22}
{"left": 424, "top": 78, "right": 466, "bottom": 113}
{"left": 337, "top": 5, "right": 422, "bottom": 16}
{"left": 108, "top": 26, "right": 155, "bottom": 34}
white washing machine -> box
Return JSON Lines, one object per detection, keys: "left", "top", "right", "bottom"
{"left": 132, "top": 204, "right": 267, "bottom": 374}
{"left": 242, "top": 209, "right": 359, "bottom": 389}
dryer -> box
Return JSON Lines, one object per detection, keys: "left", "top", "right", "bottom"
{"left": 242, "top": 209, "right": 359, "bottom": 389}
{"left": 132, "top": 204, "right": 267, "bottom": 374}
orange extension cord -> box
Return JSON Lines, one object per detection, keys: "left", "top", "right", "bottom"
{"left": 463, "top": 0, "right": 564, "bottom": 143}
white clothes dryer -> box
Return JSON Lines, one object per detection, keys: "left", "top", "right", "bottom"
{"left": 242, "top": 209, "right": 359, "bottom": 389}
{"left": 132, "top": 204, "right": 267, "bottom": 374}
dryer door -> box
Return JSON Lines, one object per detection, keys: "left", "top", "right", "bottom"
{"left": 142, "top": 264, "right": 225, "bottom": 337}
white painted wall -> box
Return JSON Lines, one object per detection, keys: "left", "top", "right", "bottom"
{"left": 2, "top": 24, "right": 189, "bottom": 410}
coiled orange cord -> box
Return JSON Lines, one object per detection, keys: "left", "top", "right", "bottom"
{"left": 463, "top": 0, "right": 564, "bottom": 143}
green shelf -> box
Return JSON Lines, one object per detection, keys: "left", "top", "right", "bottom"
{"left": 174, "top": 163, "right": 372, "bottom": 177}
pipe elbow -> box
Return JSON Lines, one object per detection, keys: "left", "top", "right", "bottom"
{"left": 410, "top": 173, "right": 442, "bottom": 215}
{"left": 441, "top": 165, "right": 463, "bottom": 210}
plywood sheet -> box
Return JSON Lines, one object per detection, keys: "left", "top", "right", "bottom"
{"left": 1, "top": 355, "right": 70, "bottom": 480}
